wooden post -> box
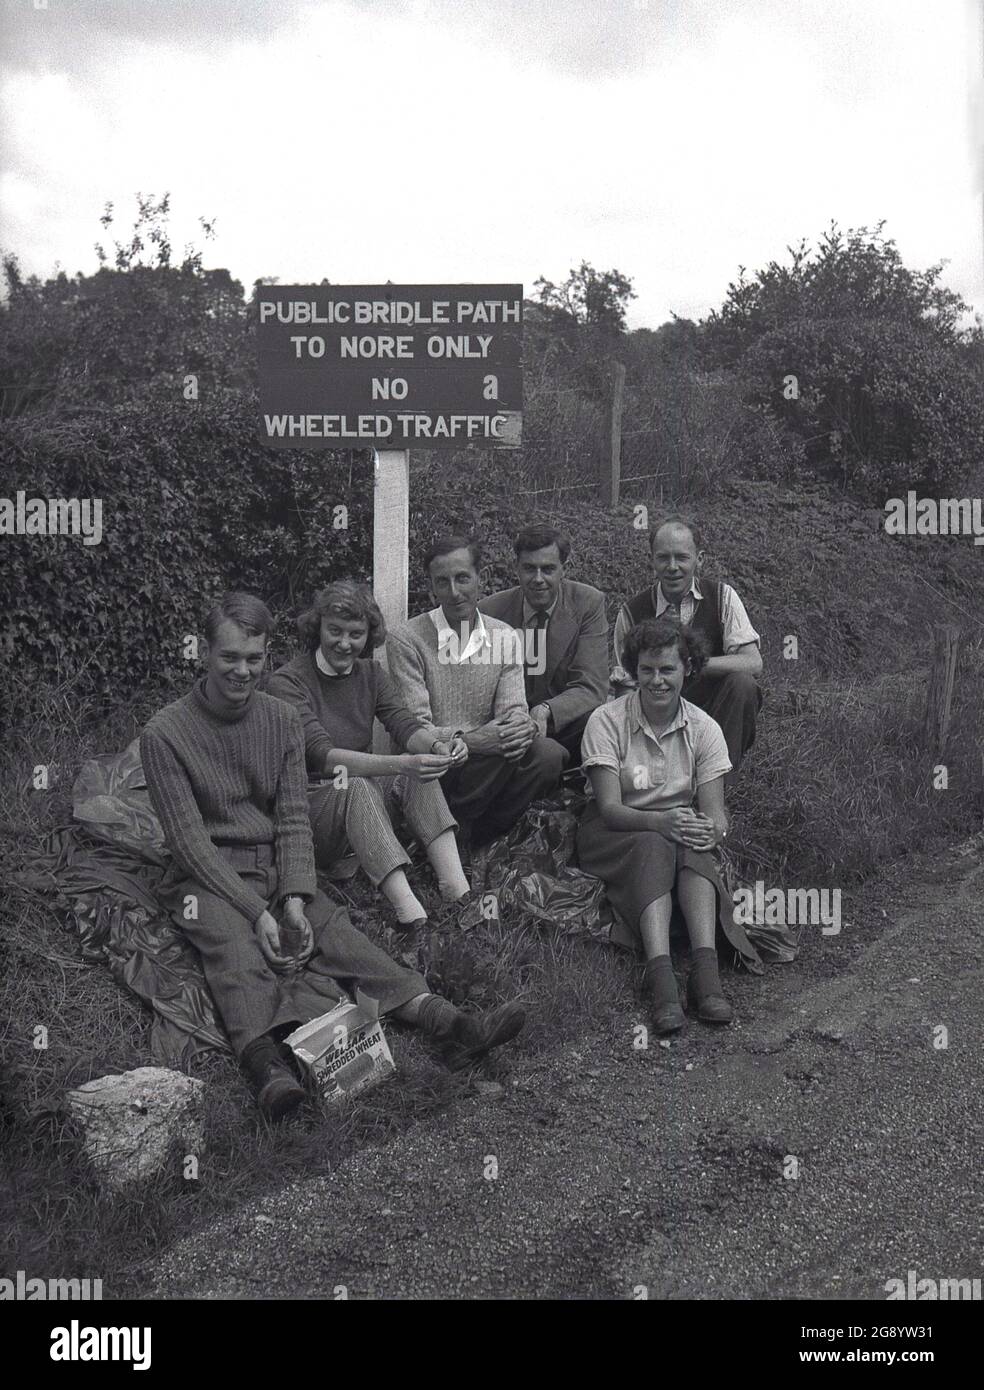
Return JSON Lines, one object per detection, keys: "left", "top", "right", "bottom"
{"left": 923, "top": 623, "right": 960, "bottom": 756}
{"left": 372, "top": 449, "right": 409, "bottom": 750}
{"left": 607, "top": 360, "right": 626, "bottom": 509}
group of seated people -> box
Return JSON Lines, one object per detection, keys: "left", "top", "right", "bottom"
{"left": 140, "top": 516, "right": 763, "bottom": 1119}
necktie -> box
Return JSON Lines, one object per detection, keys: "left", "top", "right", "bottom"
{"left": 524, "top": 610, "right": 549, "bottom": 705}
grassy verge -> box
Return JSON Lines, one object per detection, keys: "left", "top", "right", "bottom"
{"left": 2, "top": 638, "right": 983, "bottom": 1295}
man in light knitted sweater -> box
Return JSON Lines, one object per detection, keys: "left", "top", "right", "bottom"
{"left": 385, "top": 537, "right": 567, "bottom": 848}
{"left": 141, "top": 592, "right": 526, "bottom": 1120}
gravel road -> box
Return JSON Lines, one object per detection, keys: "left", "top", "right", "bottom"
{"left": 143, "top": 839, "right": 984, "bottom": 1300}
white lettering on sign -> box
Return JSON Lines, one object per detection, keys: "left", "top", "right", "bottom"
{"left": 395, "top": 414, "right": 506, "bottom": 438}
{"left": 371, "top": 378, "right": 409, "bottom": 400}
{"left": 456, "top": 300, "right": 521, "bottom": 323}
{"left": 339, "top": 336, "right": 414, "bottom": 358}
{"left": 259, "top": 301, "right": 349, "bottom": 324}
{"left": 264, "top": 414, "right": 395, "bottom": 438}
{"left": 354, "top": 300, "right": 451, "bottom": 325}
{"left": 426, "top": 335, "right": 492, "bottom": 358}
{"left": 261, "top": 413, "right": 512, "bottom": 440}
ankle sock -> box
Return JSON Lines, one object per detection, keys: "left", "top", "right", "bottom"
{"left": 689, "top": 946, "right": 723, "bottom": 999}
{"left": 428, "top": 830, "right": 471, "bottom": 901}
{"left": 380, "top": 870, "right": 427, "bottom": 925}
{"left": 416, "top": 994, "right": 460, "bottom": 1040}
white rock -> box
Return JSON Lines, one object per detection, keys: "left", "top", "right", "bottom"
{"left": 65, "top": 1066, "right": 204, "bottom": 1192}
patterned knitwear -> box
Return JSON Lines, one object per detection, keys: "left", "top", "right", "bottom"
{"left": 140, "top": 677, "right": 316, "bottom": 924}
{"left": 384, "top": 612, "right": 527, "bottom": 739}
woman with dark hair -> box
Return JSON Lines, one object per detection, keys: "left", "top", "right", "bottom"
{"left": 576, "top": 616, "right": 760, "bottom": 1035}
{"left": 267, "top": 581, "right": 474, "bottom": 932}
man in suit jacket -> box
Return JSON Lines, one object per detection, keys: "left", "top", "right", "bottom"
{"left": 479, "top": 525, "right": 609, "bottom": 765}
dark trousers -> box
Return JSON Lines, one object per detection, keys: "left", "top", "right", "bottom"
{"left": 441, "top": 734, "right": 567, "bottom": 846}
{"left": 550, "top": 708, "right": 593, "bottom": 767}
{"left": 160, "top": 845, "right": 428, "bottom": 1057}
{"left": 683, "top": 671, "right": 762, "bottom": 778}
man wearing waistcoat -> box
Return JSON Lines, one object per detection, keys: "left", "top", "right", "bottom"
{"left": 611, "top": 516, "right": 763, "bottom": 778}
{"left": 479, "top": 524, "right": 608, "bottom": 766}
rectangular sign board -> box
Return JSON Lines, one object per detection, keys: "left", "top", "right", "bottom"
{"left": 257, "top": 283, "right": 523, "bottom": 448}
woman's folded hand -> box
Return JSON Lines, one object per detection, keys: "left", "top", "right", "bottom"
{"left": 657, "top": 807, "right": 716, "bottom": 847}
{"left": 677, "top": 812, "right": 722, "bottom": 852}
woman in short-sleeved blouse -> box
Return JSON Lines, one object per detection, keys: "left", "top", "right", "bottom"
{"left": 267, "top": 581, "right": 477, "bottom": 933}
{"left": 577, "top": 616, "right": 760, "bottom": 1034}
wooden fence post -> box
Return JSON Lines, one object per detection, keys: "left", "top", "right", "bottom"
{"left": 607, "top": 360, "right": 626, "bottom": 509}
{"left": 923, "top": 623, "right": 960, "bottom": 756}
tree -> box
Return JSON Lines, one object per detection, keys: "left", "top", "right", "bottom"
{"left": 533, "top": 260, "right": 636, "bottom": 336}
{"left": 702, "top": 222, "right": 968, "bottom": 367}
{"left": 699, "top": 222, "right": 984, "bottom": 496}
{"left": 527, "top": 261, "right": 636, "bottom": 408}
{"left": 0, "top": 193, "right": 252, "bottom": 416}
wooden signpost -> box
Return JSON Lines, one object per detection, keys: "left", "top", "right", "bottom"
{"left": 257, "top": 282, "right": 523, "bottom": 630}
{"left": 257, "top": 284, "right": 524, "bottom": 746}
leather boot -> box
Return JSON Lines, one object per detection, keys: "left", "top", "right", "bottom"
{"left": 418, "top": 995, "right": 527, "bottom": 1071}
{"left": 687, "top": 947, "right": 734, "bottom": 1025}
{"left": 241, "top": 1035, "right": 306, "bottom": 1120}
{"left": 642, "top": 956, "right": 685, "bottom": 1035}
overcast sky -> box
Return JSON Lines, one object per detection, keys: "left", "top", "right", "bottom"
{"left": 1, "top": 0, "right": 981, "bottom": 329}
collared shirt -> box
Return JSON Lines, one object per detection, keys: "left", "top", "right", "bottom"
{"left": 581, "top": 691, "right": 731, "bottom": 810}
{"left": 521, "top": 594, "right": 560, "bottom": 626}
{"left": 315, "top": 648, "right": 354, "bottom": 679}
{"left": 611, "top": 577, "right": 760, "bottom": 685}
{"left": 428, "top": 605, "right": 492, "bottom": 665}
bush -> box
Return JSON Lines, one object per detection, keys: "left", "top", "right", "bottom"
{"left": 0, "top": 389, "right": 371, "bottom": 720}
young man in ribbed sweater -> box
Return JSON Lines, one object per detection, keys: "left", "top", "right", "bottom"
{"left": 140, "top": 592, "right": 525, "bottom": 1120}
{"left": 385, "top": 537, "right": 567, "bottom": 849}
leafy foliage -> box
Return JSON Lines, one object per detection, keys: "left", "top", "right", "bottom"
{"left": 0, "top": 391, "right": 369, "bottom": 721}
{"left": 700, "top": 223, "right": 984, "bottom": 497}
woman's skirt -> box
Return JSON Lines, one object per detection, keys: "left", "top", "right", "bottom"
{"left": 575, "top": 802, "right": 761, "bottom": 971}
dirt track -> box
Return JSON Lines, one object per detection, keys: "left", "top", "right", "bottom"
{"left": 144, "top": 838, "right": 984, "bottom": 1300}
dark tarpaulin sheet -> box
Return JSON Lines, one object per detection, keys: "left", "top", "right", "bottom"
{"left": 24, "top": 748, "right": 795, "bottom": 1070}
{"left": 20, "top": 742, "right": 231, "bottom": 1069}
{"left": 468, "top": 800, "right": 796, "bottom": 973}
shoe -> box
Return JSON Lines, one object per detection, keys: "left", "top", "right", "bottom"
{"left": 651, "top": 999, "right": 686, "bottom": 1035}
{"left": 241, "top": 1037, "right": 306, "bottom": 1121}
{"left": 687, "top": 966, "right": 734, "bottom": 1025}
{"left": 441, "top": 1002, "right": 527, "bottom": 1072}
{"left": 391, "top": 916, "right": 428, "bottom": 936}
{"left": 687, "top": 983, "right": 734, "bottom": 1025}
{"left": 642, "top": 959, "right": 685, "bottom": 1036}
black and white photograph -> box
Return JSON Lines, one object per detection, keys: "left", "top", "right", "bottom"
{"left": 1, "top": 0, "right": 982, "bottom": 1346}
